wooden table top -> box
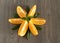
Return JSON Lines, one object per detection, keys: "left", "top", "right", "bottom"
{"left": 0, "top": 0, "right": 60, "bottom": 43}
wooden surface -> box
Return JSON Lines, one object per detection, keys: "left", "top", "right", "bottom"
{"left": 0, "top": 0, "right": 60, "bottom": 43}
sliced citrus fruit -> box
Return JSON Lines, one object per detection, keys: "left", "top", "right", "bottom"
{"left": 8, "top": 18, "right": 24, "bottom": 24}
{"left": 18, "top": 20, "right": 28, "bottom": 36}
{"left": 30, "top": 18, "right": 46, "bottom": 25}
{"left": 29, "top": 20, "right": 38, "bottom": 36}
{"left": 28, "top": 5, "right": 36, "bottom": 17}
{"left": 17, "top": 6, "right": 27, "bottom": 18}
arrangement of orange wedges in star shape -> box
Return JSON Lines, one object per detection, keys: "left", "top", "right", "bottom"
{"left": 8, "top": 5, "right": 46, "bottom": 36}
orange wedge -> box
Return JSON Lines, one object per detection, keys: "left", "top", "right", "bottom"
{"left": 17, "top": 6, "right": 27, "bottom": 18}
{"left": 28, "top": 5, "right": 36, "bottom": 17}
{"left": 18, "top": 20, "right": 28, "bottom": 36}
{"left": 29, "top": 20, "right": 38, "bottom": 36}
{"left": 8, "top": 18, "right": 24, "bottom": 24}
{"left": 30, "top": 18, "right": 46, "bottom": 25}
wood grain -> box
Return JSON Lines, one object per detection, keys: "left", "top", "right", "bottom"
{"left": 0, "top": 0, "right": 60, "bottom": 43}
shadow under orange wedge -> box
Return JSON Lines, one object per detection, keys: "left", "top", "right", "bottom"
{"left": 8, "top": 5, "right": 46, "bottom": 37}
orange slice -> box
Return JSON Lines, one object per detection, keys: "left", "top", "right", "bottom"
{"left": 8, "top": 18, "right": 24, "bottom": 24}
{"left": 17, "top": 6, "right": 27, "bottom": 18}
{"left": 28, "top": 5, "right": 36, "bottom": 17}
{"left": 29, "top": 20, "right": 38, "bottom": 36}
{"left": 30, "top": 18, "right": 46, "bottom": 25}
{"left": 18, "top": 20, "right": 28, "bottom": 36}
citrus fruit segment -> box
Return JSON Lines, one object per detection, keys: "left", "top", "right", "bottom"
{"left": 28, "top": 5, "right": 36, "bottom": 17}
{"left": 29, "top": 20, "right": 38, "bottom": 36}
{"left": 8, "top": 18, "right": 24, "bottom": 24}
{"left": 17, "top": 6, "right": 27, "bottom": 18}
{"left": 18, "top": 20, "right": 28, "bottom": 36}
{"left": 30, "top": 18, "right": 46, "bottom": 25}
